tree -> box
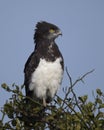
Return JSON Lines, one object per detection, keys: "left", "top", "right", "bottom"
{"left": 0, "top": 69, "right": 104, "bottom": 130}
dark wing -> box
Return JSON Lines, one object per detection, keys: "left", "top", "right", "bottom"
{"left": 24, "top": 51, "right": 40, "bottom": 98}
{"left": 24, "top": 51, "right": 45, "bottom": 126}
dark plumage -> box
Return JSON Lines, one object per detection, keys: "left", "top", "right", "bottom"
{"left": 24, "top": 21, "right": 64, "bottom": 106}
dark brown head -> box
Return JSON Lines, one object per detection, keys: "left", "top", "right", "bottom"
{"left": 34, "top": 21, "right": 62, "bottom": 43}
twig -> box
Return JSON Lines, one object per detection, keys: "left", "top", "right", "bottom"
{"left": 1, "top": 111, "right": 5, "bottom": 122}
{"left": 64, "top": 68, "right": 95, "bottom": 102}
{"left": 72, "top": 69, "right": 95, "bottom": 87}
{"left": 62, "top": 68, "right": 95, "bottom": 129}
{"left": 64, "top": 100, "right": 90, "bottom": 129}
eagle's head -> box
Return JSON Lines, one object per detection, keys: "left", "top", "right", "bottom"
{"left": 34, "top": 21, "right": 62, "bottom": 43}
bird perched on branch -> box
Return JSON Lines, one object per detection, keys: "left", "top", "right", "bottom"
{"left": 24, "top": 21, "right": 64, "bottom": 107}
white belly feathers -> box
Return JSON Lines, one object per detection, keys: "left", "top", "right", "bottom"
{"left": 29, "top": 57, "right": 63, "bottom": 99}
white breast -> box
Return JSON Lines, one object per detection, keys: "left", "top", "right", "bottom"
{"left": 29, "top": 57, "right": 63, "bottom": 99}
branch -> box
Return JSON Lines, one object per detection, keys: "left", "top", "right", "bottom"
{"left": 72, "top": 69, "right": 95, "bottom": 87}
{"left": 64, "top": 68, "right": 95, "bottom": 102}
{"left": 61, "top": 68, "right": 95, "bottom": 129}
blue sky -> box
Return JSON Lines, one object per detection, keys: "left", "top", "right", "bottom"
{"left": 0, "top": 0, "right": 104, "bottom": 114}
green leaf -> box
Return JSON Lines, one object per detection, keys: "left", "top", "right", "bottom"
{"left": 96, "top": 89, "right": 102, "bottom": 96}
{"left": 78, "top": 95, "right": 88, "bottom": 103}
{"left": 12, "top": 119, "right": 16, "bottom": 126}
{"left": 96, "top": 98, "right": 102, "bottom": 104}
{"left": 96, "top": 112, "right": 104, "bottom": 119}
{"left": 57, "top": 96, "right": 62, "bottom": 105}
{"left": 5, "top": 123, "right": 12, "bottom": 129}
{"left": 1, "top": 83, "right": 11, "bottom": 92}
{"left": 99, "top": 104, "right": 104, "bottom": 109}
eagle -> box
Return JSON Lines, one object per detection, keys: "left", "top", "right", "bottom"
{"left": 24, "top": 21, "right": 64, "bottom": 107}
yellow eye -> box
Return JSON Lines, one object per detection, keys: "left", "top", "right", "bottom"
{"left": 49, "top": 29, "right": 55, "bottom": 33}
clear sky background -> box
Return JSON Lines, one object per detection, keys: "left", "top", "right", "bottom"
{"left": 0, "top": 0, "right": 104, "bottom": 117}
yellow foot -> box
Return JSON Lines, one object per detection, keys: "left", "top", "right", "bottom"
{"left": 43, "top": 98, "right": 47, "bottom": 107}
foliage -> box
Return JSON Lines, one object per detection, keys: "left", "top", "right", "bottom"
{"left": 0, "top": 69, "right": 104, "bottom": 130}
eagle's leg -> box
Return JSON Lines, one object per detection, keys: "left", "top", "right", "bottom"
{"left": 43, "top": 97, "right": 47, "bottom": 107}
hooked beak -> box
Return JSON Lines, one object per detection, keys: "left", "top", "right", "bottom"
{"left": 57, "top": 29, "right": 62, "bottom": 36}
